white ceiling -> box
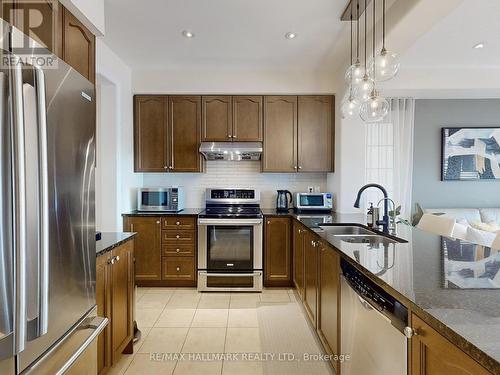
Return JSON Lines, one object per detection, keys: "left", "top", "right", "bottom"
{"left": 103, "top": 0, "right": 348, "bottom": 71}
{"left": 400, "top": 0, "right": 500, "bottom": 69}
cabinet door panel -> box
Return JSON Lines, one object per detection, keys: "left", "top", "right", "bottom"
{"left": 298, "top": 96, "right": 334, "bottom": 172}
{"left": 411, "top": 314, "right": 492, "bottom": 375}
{"left": 202, "top": 96, "right": 232, "bottom": 141}
{"left": 96, "top": 253, "right": 111, "bottom": 375}
{"left": 124, "top": 217, "right": 162, "bottom": 281}
{"left": 318, "top": 243, "right": 340, "bottom": 374}
{"left": 263, "top": 96, "right": 297, "bottom": 172}
{"left": 61, "top": 6, "right": 95, "bottom": 82}
{"left": 169, "top": 96, "right": 202, "bottom": 172}
{"left": 233, "top": 96, "right": 263, "bottom": 141}
{"left": 304, "top": 231, "right": 318, "bottom": 326}
{"left": 111, "top": 242, "right": 134, "bottom": 362}
{"left": 264, "top": 217, "right": 292, "bottom": 286}
{"left": 134, "top": 96, "right": 168, "bottom": 172}
{"left": 293, "top": 221, "right": 305, "bottom": 298}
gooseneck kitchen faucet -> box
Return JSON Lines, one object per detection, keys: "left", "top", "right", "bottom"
{"left": 354, "top": 183, "right": 390, "bottom": 234}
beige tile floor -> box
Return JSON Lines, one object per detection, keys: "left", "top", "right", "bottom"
{"left": 108, "top": 287, "right": 319, "bottom": 375}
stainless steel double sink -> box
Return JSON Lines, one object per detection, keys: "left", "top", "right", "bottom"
{"left": 316, "top": 225, "right": 402, "bottom": 245}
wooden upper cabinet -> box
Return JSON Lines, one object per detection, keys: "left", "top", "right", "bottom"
{"left": 411, "top": 314, "right": 493, "bottom": 375}
{"left": 202, "top": 96, "right": 232, "bottom": 141}
{"left": 232, "top": 96, "right": 263, "bottom": 141}
{"left": 262, "top": 96, "right": 297, "bottom": 172}
{"left": 169, "top": 96, "right": 202, "bottom": 172}
{"left": 318, "top": 242, "right": 340, "bottom": 374}
{"left": 134, "top": 96, "right": 168, "bottom": 172}
{"left": 298, "top": 96, "right": 334, "bottom": 172}
{"left": 264, "top": 217, "right": 292, "bottom": 286}
{"left": 4, "top": 0, "right": 59, "bottom": 53}
{"left": 124, "top": 216, "right": 162, "bottom": 282}
{"left": 61, "top": 5, "right": 95, "bottom": 82}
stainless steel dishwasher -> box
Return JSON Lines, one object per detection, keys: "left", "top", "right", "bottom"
{"left": 341, "top": 259, "right": 409, "bottom": 375}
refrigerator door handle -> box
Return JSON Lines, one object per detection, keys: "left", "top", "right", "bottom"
{"left": 10, "top": 54, "right": 28, "bottom": 354}
{"left": 34, "top": 66, "right": 49, "bottom": 337}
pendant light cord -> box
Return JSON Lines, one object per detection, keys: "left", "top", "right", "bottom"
{"left": 382, "top": 0, "right": 386, "bottom": 51}
{"left": 373, "top": 0, "right": 376, "bottom": 80}
{"left": 356, "top": 0, "right": 360, "bottom": 61}
{"left": 364, "top": 0, "right": 367, "bottom": 70}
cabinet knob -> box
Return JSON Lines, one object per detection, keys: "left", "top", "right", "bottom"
{"left": 156, "top": 221, "right": 160, "bottom": 224}
{"left": 176, "top": 267, "right": 181, "bottom": 272}
{"left": 176, "top": 221, "right": 180, "bottom": 225}
{"left": 176, "top": 235, "right": 180, "bottom": 239}
{"left": 404, "top": 327, "right": 418, "bottom": 338}
{"left": 176, "top": 249, "right": 180, "bottom": 253}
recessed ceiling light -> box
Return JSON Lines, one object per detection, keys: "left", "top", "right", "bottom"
{"left": 182, "top": 30, "right": 195, "bottom": 38}
{"left": 285, "top": 32, "right": 297, "bottom": 40}
{"left": 473, "top": 42, "right": 485, "bottom": 49}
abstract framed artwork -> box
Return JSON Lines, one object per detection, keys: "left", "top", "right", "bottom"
{"left": 442, "top": 127, "right": 500, "bottom": 181}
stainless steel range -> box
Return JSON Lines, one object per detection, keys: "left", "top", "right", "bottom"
{"left": 197, "top": 188, "right": 263, "bottom": 292}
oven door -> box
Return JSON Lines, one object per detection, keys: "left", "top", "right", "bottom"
{"left": 198, "top": 218, "right": 262, "bottom": 271}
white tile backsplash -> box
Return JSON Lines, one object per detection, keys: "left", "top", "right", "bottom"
{"left": 142, "top": 161, "right": 327, "bottom": 208}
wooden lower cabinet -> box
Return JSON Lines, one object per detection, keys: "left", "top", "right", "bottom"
{"left": 264, "top": 217, "right": 292, "bottom": 286}
{"left": 303, "top": 230, "right": 319, "bottom": 326}
{"left": 410, "top": 313, "right": 493, "bottom": 375}
{"left": 123, "top": 216, "right": 162, "bottom": 283}
{"left": 318, "top": 242, "right": 340, "bottom": 374}
{"left": 292, "top": 220, "right": 305, "bottom": 298}
{"left": 96, "top": 240, "right": 135, "bottom": 374}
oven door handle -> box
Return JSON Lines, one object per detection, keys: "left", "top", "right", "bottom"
{"left": 198, "top": 218, "right": 263, "bottom": 225}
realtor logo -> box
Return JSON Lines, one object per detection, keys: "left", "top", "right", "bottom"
{"left": 3, "top": 0, "right": 58, "bottom": 68}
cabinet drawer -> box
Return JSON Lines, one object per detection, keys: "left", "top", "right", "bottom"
{"left": 162, "top": 244, "right": 195, "bottom": 257}
{"left": 162, "top": 230, "right": 195, "bottom": 243}
{"left": 162, "top": 257, "right": 195, "bottom": 281}
{"left": 162, "top": 217, "right": 196, "bottom": 230}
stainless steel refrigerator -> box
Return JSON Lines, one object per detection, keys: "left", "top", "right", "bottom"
{"left": 0, "top": 21, "right": 106, "bottom": 374}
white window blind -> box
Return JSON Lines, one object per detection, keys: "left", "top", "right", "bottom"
{"left": 364, "top": 122, "right": 394, "bottom": 210}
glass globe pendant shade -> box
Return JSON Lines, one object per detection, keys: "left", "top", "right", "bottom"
{"left": 345, "top": 60, "right": 364, "bottom": 86}
{"left": 341, "top": 94, "right": 360, "bottom": 119}
{"left": 368, "top": 48, "right": 400, "bottom": 82}
{"left": 353, "top": 74, "right": 374, "bottom": 102}
{"left": 359, "top": 90, "right": 389, "bottom": 122}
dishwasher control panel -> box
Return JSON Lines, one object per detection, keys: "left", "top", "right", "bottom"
{"left": 341, "top": 259, "right": 408, "bottom": 330}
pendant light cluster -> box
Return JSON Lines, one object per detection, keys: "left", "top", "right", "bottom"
{"left": 341, "top": 0, "right": 400, "bottom": 122}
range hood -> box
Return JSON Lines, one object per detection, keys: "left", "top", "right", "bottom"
{"left": 199, "top": 142, "right": 263, "bottom": 161}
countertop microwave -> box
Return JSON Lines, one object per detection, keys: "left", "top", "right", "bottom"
{"left": 137, "top": 187, "right": 185, "bottom": 212}
{"left": 294, "top": 192, "right": 333, "bottom": 212}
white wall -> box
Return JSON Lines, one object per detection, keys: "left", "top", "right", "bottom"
{"left": 59, "top": 0, "right": 105, "bottom": 35}
{"left": 133, "top": 68, "right": 335, "bottom": 94}
{"left": 96, "top": 38, "right": 141, "bottom": 231}
{"left": 143, "top": 161, "right": 327, "bottom": 209}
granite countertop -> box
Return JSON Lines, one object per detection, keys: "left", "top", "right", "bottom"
{"left": 122, "top": 208, "right": 203, "bottom": 216}
{"left": 273, "top": 210, "right": 500, "bottom": 374}
{"left": 96, "top": 232, "right": 137, "bottom": 257}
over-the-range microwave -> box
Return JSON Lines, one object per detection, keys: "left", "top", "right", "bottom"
{"left": 294, "top": 192, "right": 333, "bottom": 212}
{"left": 137, "top": 187, "right": 185, "bottom": 212}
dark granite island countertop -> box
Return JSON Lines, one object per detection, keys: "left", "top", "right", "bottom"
{"left": 96, "top": 232, "right": 137, "bottom": 257}
{"left": 265, "top": 210, "right": 500, "bottom": 374}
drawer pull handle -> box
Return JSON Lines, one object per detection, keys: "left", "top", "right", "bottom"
{"left": 176, "top": 249, "right": 180, "bottom": 253}
{"left": 176, "top": 235, "right": 180, "bottom": 239}
{"left": 176, "top": 267, "right": 180, "bottom": 272}
{"left": 176, "top": 221, "right": 180, "bottom": 225}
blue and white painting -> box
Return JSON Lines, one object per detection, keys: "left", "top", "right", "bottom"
{"left": 442, "top": 127, "right": 500, "bottom": 181}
